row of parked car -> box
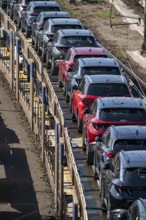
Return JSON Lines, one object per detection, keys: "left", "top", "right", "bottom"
{"left": 1, "top": 0, "right": 146, "bottom": 219}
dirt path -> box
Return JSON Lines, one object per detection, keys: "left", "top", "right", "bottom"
{"left": 0, "top": 73, "right": 54, "bottom": 220}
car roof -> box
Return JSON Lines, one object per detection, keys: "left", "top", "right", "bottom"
{"left": 120, "top": 150, "right": 146, "bottom": 168}
{"left": 58, "top": 29, "right": 95, "bottom": 37}
{"left": 50, "top": 18, "right": 82, "bottom": 25}
{"left": 70, "top": 47, "right": 107, "bottom": 56}
{"left": 97, "top": 97, "right": 145, "bottom": 109}
{"left": 84, "top": 74, "right": 127, "bottom": 84}
{"left": 39, "top": 11, "right": 70, "bottom": 18}
{"left": 78, "top": 57, "right": 119, "bottom": 67}
{"left": 29, "top": 1, "right": 60, "bottom": 6}
{"left": 110, "top": 125, "right": 146, "bottom": 140}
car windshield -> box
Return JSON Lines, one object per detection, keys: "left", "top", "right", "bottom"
{"left": 81, "top": 66, "right": 121, "bottom": 76}
{"left": 112, "top": 139, "right": 146, "bottom": 153}
{"left": 61, "top": 36, "right": 96, "bottom": 47}
{"left": 51, "top": 25, "right": 82, "bottom": 33}
{"left": 100, "top": 108, "right": 146, "bottom": 122}
{"left": 87, "top": 83, "right": 130, "bottom": 96}
{"left": 74, "top": 55, "right": 107, "bottom": 62}
{"left": 124, "top": 168, "right": 146, "bottom": 187}
{"left": 34, "top": 7, "right": 60, "bottom": 13}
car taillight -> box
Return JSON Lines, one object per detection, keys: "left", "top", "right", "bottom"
{"left": 105, "top": 152, "right": 116, "bottom": 158}
{"left": 21, "top": 5, "right": 27, "bottom": 9}
{"left": 37, "top": 24, "right": 43, "bottom": 28}
{"left": 82, "top": 98, "right": 94, "bottom": 105}
{"left": 29, "top": 13, "right": 38, "bottom": 16}
{"left": 57, "top": 47, "right": 67, "bottom": 52}
{"left": 92, "top": 123, "right": 107, "bottom": 130}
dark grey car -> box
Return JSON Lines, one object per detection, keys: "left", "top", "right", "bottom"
{"left": 40, "top": 18, "right": 84, "bottom": 60}
{"left": 65, "top": 57, "right": 122, "bottom": 102}
{"left": 46, "top": 29, "right": 99, "bottom": 74}
{"left": 21, "top": 1, "right": 61, "bottom": 37}
{"left": 32, "top": 11, "right": 71, "bottom": 50}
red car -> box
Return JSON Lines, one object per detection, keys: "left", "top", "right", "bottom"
{"left": 58, "top": 47, "right": 108, "bottom": 88}
{"left": 83, "top": 97, "right": 146, "bottom": 151}
{"left": 71, "top": 74, "right": 132, "bottom": 133}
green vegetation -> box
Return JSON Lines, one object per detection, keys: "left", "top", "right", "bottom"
{"left": 115, "top": 48, "right": 127, "bottom": 59}
{"left": 100, "top": 10, "right": 116, "bottom": 19}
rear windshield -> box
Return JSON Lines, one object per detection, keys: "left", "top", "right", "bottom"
{"left": 51, "top": 25, "right": 82, "bottom": 33}
{"left": 100, "top": 108, "right": 146, "bottom": 122}
{"left": 74, "top": 55, "right": 107, "bottom": 62}
{"left": 61, "top": 36, "right": 96, "bottom": 47}
{"left": 87, "top": 83, "right": 130, "bottom": 96}
{"left": 113, "top": 139, "right": 146, "bottom": 153}
{"left": 81, "top": 67, "right": 121, "bottom": 76}
{"left": 34, "top": 7, "right": 60, "bottom": 13}
{"left": 124, "top": 168, "right": 146, "bottom": 186}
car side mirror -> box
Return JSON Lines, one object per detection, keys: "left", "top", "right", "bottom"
{"left": 83, "top": 108, "right": 89, "bottom": 114}
{"left": 111, "top": 209, "right": 127, "bottom": 220}
{"left": 103, "top": 163, "right": 110, "bottom": 170}
{"left": 72, "top": 84, "right": 78, "bottom": 90}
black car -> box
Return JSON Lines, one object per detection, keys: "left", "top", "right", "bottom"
{"left": 46, "top": 29, "right": 99, "bottom": 74}
{"left": 65, "top": 57, "right": 121, "bottom": 102}
{"left": 93, "top": 125, "right": 146, "bottom": 180}
{"left": 32, "top": 11, "right": 71, "bottom": 50}
{"left": 21, "top": 1, "right": 61, "bottom": 37}
{"left": 112, "top": 198, "right": 146, "bottom": 220}
{"left": 101, "top": 150, "right": 146, "bottom": 219}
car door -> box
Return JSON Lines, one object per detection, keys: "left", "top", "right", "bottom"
{"left": 83, "top": 100, "right": 97, "bottom": 140}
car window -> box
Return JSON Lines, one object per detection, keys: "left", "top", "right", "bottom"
{"left": 72, "top": 61, "right": 79, "bottom": 74}
{"left": 87, "top": 83, "right": 130, "bottom": 96}
{"left": 78, "top": 78, "right": 86, "bottom": 92}
{"left": 99, "top": 108, "right": 146, "bottom": 122}
{"left": 61, "top": 36, "right": 96, "bottom": 47}
{"left": 101, "top": 128, "right": 110, "bottom": 145}
{"left": 36, "top": 14, "right": 41, "bottom": 22}
{"left": 114, "top": 156, "right": 120, "bottom": 177}
{"left": 51, "top": 24, "right": 82, "bottom": 33}
{"left": 81, "top": 67, "right": 121, "bottom": 76}
{"left": 65, "top": 50, "right": 71, "bottom": 60}
{"left": 89, "top": 100, "right": 97, "bottom": 115}
{"left": 34, "top": 6, "right": 60, "bottom": 13}
{"left": 124, "top": 168, "right": 146, "bottom": 187}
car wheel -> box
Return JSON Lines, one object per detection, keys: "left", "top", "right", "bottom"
{"left": 86, "top": 144, "right": 94, "bottom": 165}
{"left": 77, "top": 116, "right": 83, "bottom": 133}
{"left": 107, "top": 198, "right": 111, "bottom": 219}
{"left": 100, "top": 181, "right": 106, "bottom": 212}
{"left": 93, "top": 155, "right": 99, "bottom": 179}
{"left": 58, "top": 77, "right": 62, "bottom": 88}
{"left": 51, "top": 59, "right": 58, "bottom": 75}
{"left": 65, "top": 87, "right": 70, "bottom": 102}
{"left": 82, "top": 135, "right": 86, "bottom": 151}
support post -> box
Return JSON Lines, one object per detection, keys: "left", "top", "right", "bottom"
{"left": 73, "top": 194, "right": 78, "bottom": 220}
{"left": 55, "top": 119, "right": 60, "bottom": 217}
{"left": 142, "top": 0, "right": 146, "bottom": 53}
{"left": 10, "top": 31, "right": 14, "bottom": 89}
{"left": 59, "top": 140, "right": 64, "bottom": 219}
{"left": 16, "top": 37, "right": 20, "bottom": 100}
{"left": 41, "top": 82, "right": 46, "bottom": 162}
{"left": 30, "top": 61, "right": 34, "bottom": 130}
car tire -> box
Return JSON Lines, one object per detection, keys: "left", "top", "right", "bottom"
{"left": 65, "top": 88, "right": 70, "bottom": 102}
{"left": 100, "top": 182, "right": 106, "bottom": 212}
{"left": 93, "top": 155, "right": 99, "bottom": 179}
{"left": 58, "top": 77, "right": 62, "bottom": 88}
{"left": 77, "top": 116, "right": 83, "bottom": 133}
{"left": 107, "top": 198, "right": 111, "bottom": 219}
{"left": 82, "top": 136, "right": 86, "bottom": 151}
{"left": 72, "top": 112, "right": 77, "bottom": 122}
{"left": 86, "top": 145, "right": 94, "bottom": 165}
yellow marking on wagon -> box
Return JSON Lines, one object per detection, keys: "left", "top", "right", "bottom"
{"left": 64, "top": 166, "right": 73, "bottom": 196}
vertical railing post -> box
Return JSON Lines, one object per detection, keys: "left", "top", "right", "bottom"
{"left": 59, "top": 140, "right": 64, "bottom": 219}
{"left": 41, "top": 82, "right": 46, "bottom": 162}
{"left": 73, "top": 194, "right": 78, "bottom": 220}
{"left": 16, "top": 37, "right": 20, "bottom": 100}
{"left": 10, "top": 31, "right": 14, "bottom": 89}
{"left": 30, "top": 60, "right": 34, "bottom": 130}
{"left": 55, "top": 119, "right": 60, "bottom": 217}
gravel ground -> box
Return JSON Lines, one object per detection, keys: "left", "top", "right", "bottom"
{"left": 0, "top": 73, "right": 55, "bottom": 219}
